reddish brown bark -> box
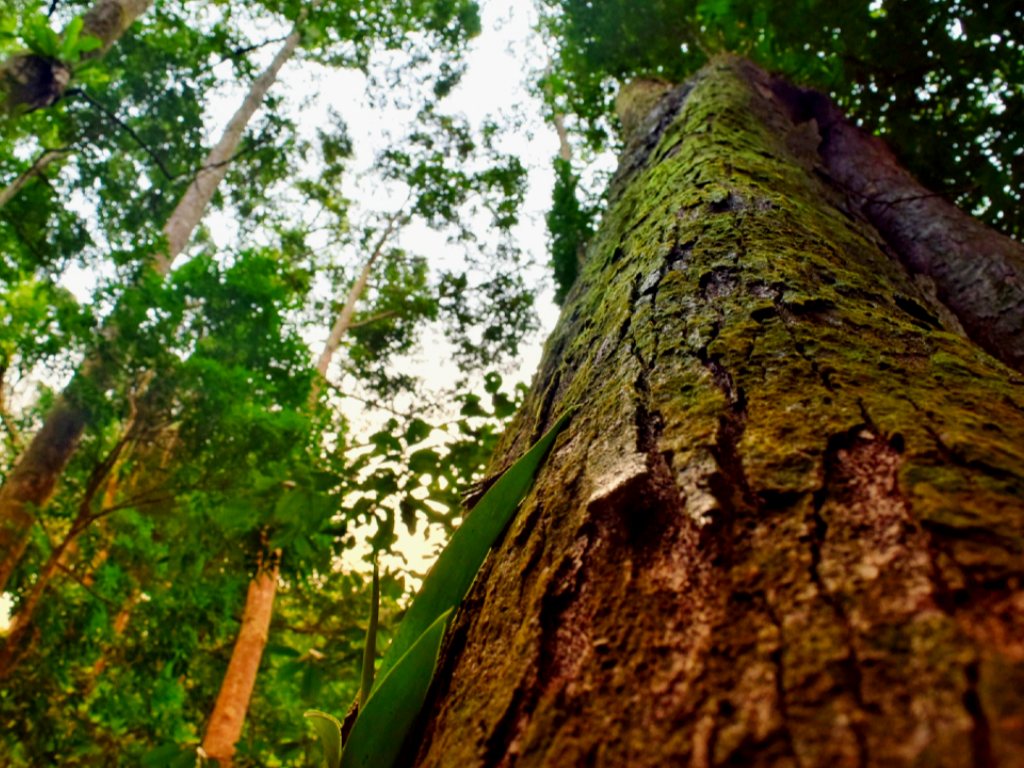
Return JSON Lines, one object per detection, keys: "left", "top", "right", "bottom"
{"left": 201, "top": 561, "right": 280, "bottom": 767}
{"left": 411, "top": 57, "right": 1024, "bottom": 767}
{"left": 769, "top": 77, "right": 1024, "bottom": 373}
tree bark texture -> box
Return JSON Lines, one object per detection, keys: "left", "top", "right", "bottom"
{"left": 0, "top": 0, "right": 152, "bottom": 114}
{"left": 0, "top": 28, "right": 301, "bottom": 593}
{"left": 201, "top": 561, "right": 279, "bottom": 767}
{"left": 412, "top": 56, "right": 1024, "bottom": 767}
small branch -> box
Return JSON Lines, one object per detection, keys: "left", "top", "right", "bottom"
{"left": 0, "top": 147, "right": 73, "bottom": 210}
{"left": 68, "top": 89, "right": 267, "bottom": 184}
{"left": 70, "top": 89, "right": 180, "bottom": 181}
{"left": 323, "top": 381, "right": 412, "bottom": 418}
{"left": 55, "top": 561, "right": 119, "bottom": 607}
{"left": 346, "top": 309, "right": 399, "bottom": 329}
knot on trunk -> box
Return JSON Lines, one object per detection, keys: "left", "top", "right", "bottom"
{"left": 2, "top": 53, "right": 72, "bottom": 113}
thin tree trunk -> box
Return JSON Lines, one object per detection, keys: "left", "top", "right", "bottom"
{"left": 0, "top": 0, "right": 152, "bottom": 114}
{"left": 160, "top": 25, "right": 302, "bottom": 267}
{"left": 201, "top": 211, "right": 399, "bottom": 761}
{"left": 412, "top": 56, "right": 1024, "bottom": 767}
{"left": 0, "top": 27, "right": 303, "bottom": 594}
{"left": 310, "top": 211, "right": 402, "bottom": 403}
{"left": 200, "top": 559, "right": 280, "bottom": 768}
{"left": 0, "top": 424, "right": 129, "bottom": 678}
{"left": 0, "top": 149, "right": 67, "bottom": 209}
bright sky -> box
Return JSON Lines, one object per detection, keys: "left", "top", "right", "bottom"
{"left": 201, "top": 0, "right": 569, "bottom": 577}
{"left": 1, "top": 3, "right": 569, "bottom": 630}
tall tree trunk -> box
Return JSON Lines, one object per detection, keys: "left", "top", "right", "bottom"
{"left": 0, "top": 28, "right": 302, "bottom": 594}
{"left": 200, "top": 560, "right": 279, "bottom": 768}
{"left": 0, "top": 0, "right": 152, "bottom": 114}
{"left": 412, "top": 56, "right": 1024, "bottom": 767}
{"left": 310, "top": 211, "right": 402, "bottom": 402}
{"left": 201, "top": 211, "right": 398, "bottom": 761}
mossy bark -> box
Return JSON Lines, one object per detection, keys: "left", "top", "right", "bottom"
{"left": 412, "top": 56, "right": 1024, "bottom": 767}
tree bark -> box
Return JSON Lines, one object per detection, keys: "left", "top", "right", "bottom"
{"left": 0, "top": 0, "right": 152, "bottom": 114}
{"left": 412, "top": 56, "right": 1024, "bottom": 767}
{"left": 0, "top": 27, "right": 302, "bottom": 594}
{"left": 310, "top": 211, "right": 402, "bottom": 403}
{"left": 200, "top": 560, "right": 279, "bottom": 768}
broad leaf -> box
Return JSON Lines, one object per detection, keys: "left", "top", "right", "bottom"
{"left": 305, "top": 710, "right": 343, "bottom": 768}
{"left": 373, "top": 407, "right": 576, "bottom": 686}
{"left": 340, "top": 610, "right": 451, "bottom": 768}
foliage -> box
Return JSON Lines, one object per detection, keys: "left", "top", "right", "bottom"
{"left": 546, "top": 156, "right": 593, "bottom": 304}
{"left": 305, "top": 407, "right": 575, "bottom": 768}
{"left": 0, "top": 0, "right": 548, "bottom": 763}
{"left": 540, "top": 0, "right": 1024, "bottom": 236}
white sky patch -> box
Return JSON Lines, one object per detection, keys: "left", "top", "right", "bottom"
{"left": 11, "top": 0, "right": 576, "bottom": 598}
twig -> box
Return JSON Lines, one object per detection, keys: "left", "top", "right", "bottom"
{"left": 55, "top": 561, "right": 119, "bottom": 607}
{"left": 346, "top": 309, "right": 399, "bottom": 329}
{"left": 69, "top": 89, "right": 180, "bottom": 181}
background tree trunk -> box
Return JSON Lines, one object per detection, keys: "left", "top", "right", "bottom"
{"left": 412, "top": 56, "right": 1024, "bottom": 767}
{"left": 0, "top": 27, "right": 302, "bottom": 593}
{"left": 201, "top": 561, "right": 279, "bottom": 768}
{"left": 199, "top": 207, "right": 386, "bottom": 759}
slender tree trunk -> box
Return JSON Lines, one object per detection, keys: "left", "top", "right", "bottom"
{"left": 412, "top": 56, "right": 1024, "bottom": 767}
{"left": 200, "top": 560, "right": 280, "bottom": 768}
{"left": 160, "top": 26, "right": 302, "bottom": 267}
{"left": 0, "top": 149, "right": 66, "bottom": 209}
{"left": 0, "top": 0, "right": 152, "bottom": 115}
{"left": 201, "top": 212, "right": 398, "bottom": 761}
{"left": 310, "top": 212, "right": 402, "bottom": 402}
{"left": 0, "top": 28, "right": 303, "bottom": 594}
{"left": 0, "top": 423, "right": 131, "bottom": 677}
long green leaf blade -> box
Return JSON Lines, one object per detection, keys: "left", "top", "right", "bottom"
{"left": 374, "top": 407, "right": 576, "bottom": 686}
{"left": 358, "top": 558, "right": 380, "bottom": 709}
{"left": 340, "top": 609, "right": 451, "bottom": 768}
{"left": 304, "top": 710, "right": 343, "bottom": 768}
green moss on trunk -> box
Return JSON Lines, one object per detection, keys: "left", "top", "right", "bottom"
{"left": 414, "top": 56, "right": 1024, "bottom": 767}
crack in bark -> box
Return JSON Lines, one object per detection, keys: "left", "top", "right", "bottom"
{"left": 807, "top": 428, "right": 873, "bottom": 768}
{"left": 963, "top": 660, "right": 997, "bottom": 768}
{"left": 762, "top": 599, "right": 805, "bottom": 768}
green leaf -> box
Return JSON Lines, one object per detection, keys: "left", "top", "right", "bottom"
{"left": 340, "top": 610, "right": 451, "bottom": 768}
{"left": 23, "top": 15, "right": 61, "bottom": 58}
{"left": 374, "top": 407, "right": 576, "bottom": 686}
{"left": 59, "top": 16, "right": 84, "bottom": 60}
{"left": 404, "top": 417, "right": 432, "bottom": 445}
{"left": 141, "top": 743, "right": 192, "bottom": 767}
{"left": 74, "top": 34, "right": 102, "bottom": 55}
{"left": 305, "top": 710, "right": 343, "bottom": 768}
{"left": 358, "top": 559, "right": 380, "bottom": 708}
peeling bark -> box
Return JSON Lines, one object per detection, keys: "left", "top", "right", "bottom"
{"left": 412, "top": 56, "right": 1024, "bottom": 767}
